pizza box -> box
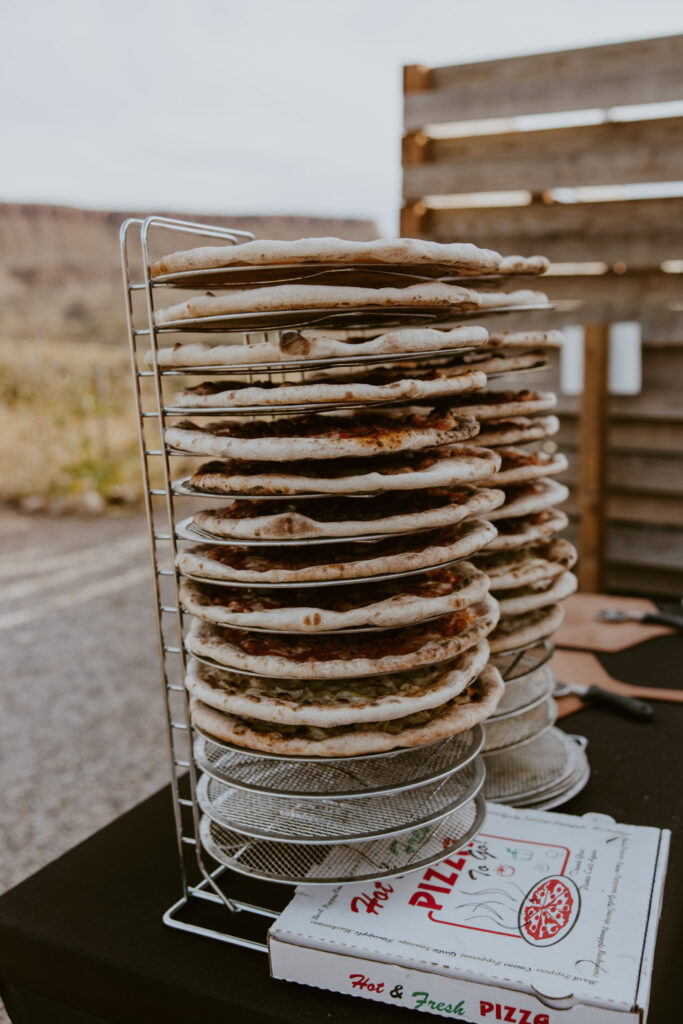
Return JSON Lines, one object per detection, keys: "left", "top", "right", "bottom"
{"left": 268, "top": 803, "right": 669, "bottom": 1023}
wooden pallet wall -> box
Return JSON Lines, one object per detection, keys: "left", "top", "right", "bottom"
{"left": 402, "top": 34, "right": 683, "bottom": 595}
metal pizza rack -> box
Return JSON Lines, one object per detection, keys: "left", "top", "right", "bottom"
{"left": 120, "top": 215, "right": 563, "bottom": 953}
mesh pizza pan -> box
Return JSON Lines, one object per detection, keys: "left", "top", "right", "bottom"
{"left": 193, "top": 725, "right": 484, "bottom": 798}
{"left": 483, "top": 694, "right": 557, "bottom": 753}
{"left": 483, "top": 728, "right": 581, "bottom": 805}
{"left": 149, "top": 260, "right": 529, "bottom": 290}
{"left": 196, "top": 756, "right": 484, "bottom": 844}
{"left": 175, "top": 514, "right": 450, "bottom": 549}
{"left": 148, "top": 345, "right": 482, "bottom": 376}
{"left": 494, "top": 662, "right": 556, "bottom": 716}
{"left": 522, "top": 744, "right": 590, "bottom": 810}
{"left": 152, "top": 304, "right": 551, "bottom": 334}
{"left": 199, "top": 790, "right": 486, "bottom": 885}
{"left": 178, "top": 552, "right": 475, "bottom": 589}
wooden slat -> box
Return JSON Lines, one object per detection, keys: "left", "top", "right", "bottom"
{"left": 565, "top": 519, "right": 683, "bottom": 571}
{"left": 404, "top": 34, "right": 683, "bottom": 129}
{"left": 605, "top": 564, "right": 683, "bottom": 598}
{"left": 560, "top": 449, "right": 683, "bottom": 495}
{"left": 538, "top": 270, "right": 683, "bottom": 320}
{"left": 480, "top": 306, "right": 683, "bottom": 339}
{"left": 558, "top": 418, "right": 683, "bottom": 455}
{"left": 577, "top": 324, "right": 609, "bottom": 591}
{"left": 564, "top": 489, "right": 683, "bottom": 527}
{"left": 419, "top": 197, "right": 683, "bottom": 268}
{"left": 403, "top": 116, "right": 683, "bottom": 198}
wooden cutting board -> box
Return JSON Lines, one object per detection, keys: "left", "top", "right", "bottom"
{"left": 554, "top": 592, "right": 674, "bottom": 652}
{"left": 551, "top": 648, "right": 683, "bottom": 718}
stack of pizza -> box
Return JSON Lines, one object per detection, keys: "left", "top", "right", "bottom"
{"left": 445, "top": 335, "right": 588, "bottom": 808}
{"left": 149, "top": 234, "right": 564, "bottom": 878}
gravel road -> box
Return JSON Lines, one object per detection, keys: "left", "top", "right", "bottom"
{"left": 0, "top": 509, "right": 170, "bottom": 893}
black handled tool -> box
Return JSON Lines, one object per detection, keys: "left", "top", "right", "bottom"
{"left": 559, "top": 682, "right": 654, "bottom": 721}
{"left": 598, "top": 608, "right": 683, "bottom": 631}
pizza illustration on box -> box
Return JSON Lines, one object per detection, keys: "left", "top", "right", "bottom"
{"left": 408, "top": 832, "right": 581, "bottom": 945}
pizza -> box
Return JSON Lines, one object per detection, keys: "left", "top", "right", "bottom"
{"left": 185, "top": 596, "right": 499, "bottom": 679}
{"left": 145, "top": 324, "right": 489, "bottom": 369}
{"left": 179, "top": 562, "right": 490, "bottom": 631}
{"left": 483, "top": 330, "right": 563, "bottom": 349}
{"left": 191, "top": 486, "right": 504, "bottom": 541}
{"left": 172, "top": 366, "right": 487, "bottom": 409}
{"left": 476, "top": 416, "right": 560, "bottom": 448}
{"left": 177, "top": 519, "right": 498, "bottom": 584}
{"left": 185, "top": 445, "right": 502, "bottom": 496}
{"left": 489, "top": 604, "right": 565, "bottom": 653}
{"left": 189, "top": 664, "right": 504, "bottom": 756}
{"left": 151, "top": 236, "right": 502, "bottom": 277}
{"left": 165, "top": 407, "right": 479, "bottom": 461}
{"left": 185, "top": 640, "right": 490, "bottom": 725}
{"left": 480, "top": 447, "right": 568, "bottom": 487}
{"left": 447, "top": 389, "right": 557, "bottom": 420}
{"left": 155, "top": 281, "right": 485, "bottom": 324}
{"left": 474, "top": 539, "right": 578, "bottom": 591}
{"left": 487, "top": 479, "right": 569, "bottom": 520}
{"left": 483, "top": 509, "right": 568, "bottom": 551}
{"left": 497, "top": 571, "right": 577, "bottom": 616}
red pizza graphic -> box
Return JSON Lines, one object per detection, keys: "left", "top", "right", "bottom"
{"left": 518, "top": 875, "right": 580, "bottom": 946}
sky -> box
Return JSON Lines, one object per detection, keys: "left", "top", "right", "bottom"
{"left": 3, "top": 0, "right": 683, "bottom": 233}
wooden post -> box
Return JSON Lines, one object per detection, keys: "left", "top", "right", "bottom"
{"left": 578, "top": 323, "right": 609, "bottom": 592}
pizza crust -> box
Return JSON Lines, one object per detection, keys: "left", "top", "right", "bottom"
{"left": 165, "top": 412, "right": 479, "bottom": 461}
{"left": 497, "top": 571, "right": 578, "bottom": 616}
{"left": 187, "top": 446, "right": 502, "bottom": 496}
{"left": 173, "top": 367, "right": 486, "bottom": 409}
{"left": 179, "top": 562, "right": 490, "bottom": 632}
{"left": 145, "top": 325, "right": 489, "bottom": 368}
{"left": 476, "top": 416, "right": 560, "bottom": 447}
{"left": 489, "top": 604, "right": 565, "bottom": 653}
{"left": 189, "top": 664, "right": 504, "bottom": 756}
{"left": 497, "top": 255, "right": 549, "bottom": 275}
{"left": 151, "top": 237, "right": 502, "bottom": 277}
{"left": 474, "top": 539, "right": 578, "bottom": 591}
{"left": 483, "top": 509, "right": 568, "bottom": 551}
{"left": 480, "top": 448, "right": 568, "bottom": 487}
{"left": 487, "top": 478, "right": 569, "bottom": 520}
{"left": 155, "top": 281, "right": 482, "bottom": 324}
{"left": 185, "top": 641, "right": 490, "bottom": 725}
{"left": 484, "top": 330, "right": 563, "bottom": 349}
{"left": 185, "top": 595, "right": 499, "bottom": 679}
{"left": 177, "top": 518, "right": 498, "bottom": 584}
{"left": 448, "top": 390, "right": 556, "bottom": 420}
{"left": 191, "top": 486, "right": 505, "bottom": 541}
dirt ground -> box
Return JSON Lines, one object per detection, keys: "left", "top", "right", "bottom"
{"left": 0, "top": 508, "right": 171, "bottom": 1020}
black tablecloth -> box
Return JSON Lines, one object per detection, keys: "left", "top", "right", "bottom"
{"left": 1, "top": 635, "right": 681, "bottom": 1024}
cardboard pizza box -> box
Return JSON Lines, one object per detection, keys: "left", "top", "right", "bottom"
{"left": 269, "top": 803, "right": 669, "bottom": 1023}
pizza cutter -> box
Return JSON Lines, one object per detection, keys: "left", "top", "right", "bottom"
{"left": 598, "top": 607, "right": 683, "bottom": 631}
{"left": 554, "top": 680, "right": 654, "bottom": 721}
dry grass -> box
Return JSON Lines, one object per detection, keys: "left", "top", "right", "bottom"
{"left": 0, "top": 338, "right": 146, "bottom": 506}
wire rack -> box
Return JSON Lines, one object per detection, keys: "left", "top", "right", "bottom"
{"left": 122, "top": 216, "right": 545, "bottom": 952}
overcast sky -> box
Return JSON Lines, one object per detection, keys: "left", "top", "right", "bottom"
{"left": 3, "top": 0, "right": 683, "bottom": 233}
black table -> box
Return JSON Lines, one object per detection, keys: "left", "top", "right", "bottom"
{"left": 1, "top": 634, "right": 681, "bottom": 1024}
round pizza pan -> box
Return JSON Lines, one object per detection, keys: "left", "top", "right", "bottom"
{"left": 164, "top": 395, "right": 424, "bottom": 417}
{"left": 482, "top": 727, "right": 579, "bottom": 805}
{"left": 491, "top": 640, "right": 553, "bottom": 683}
{"left": 146, "top": 344, "right": 481, "bottom": 376}
{"left": 487, "top": 671, "right": 556, "bottom": 721}
{"left": 483, "top": 693, "right": 557, "bottom": 753}
{"left": 193, "top": 724, "right": 484, "bottom": 798}
{"left": 174, "top": 515, "right": 444, "bottom": 549}
{"left": 153, "top": 303, "right": 552, "bottom": 334}
{"left": 178, "top": 552, "right": 475, "bottom": 590}
{"left": 150, "top": 260, "right": 519, "bottom": 290}
{"left": 172, "top": 477, "right": 346, "bottom": 501}
{"left": 196, "top": 756, "right": 484, "bottom": 844}
{"left": 522, "top": 745, "right": 590, "bottom": 810}
{"left": 198, "top": 790, "right": 486, "bottom": 885}
{"left": 191, "top": 719, "right": 484, "bottom": 766}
